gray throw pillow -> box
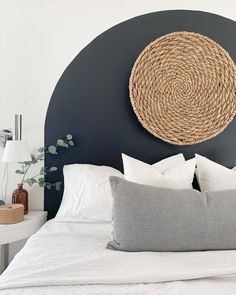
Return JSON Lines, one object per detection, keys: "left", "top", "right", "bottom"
{"left": 107, "top": 176, "right": 236, "bottom": 252}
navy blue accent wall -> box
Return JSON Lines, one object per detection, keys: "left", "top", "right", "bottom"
{"left": 45, "top": 10, "right": 236, "bottom": 219}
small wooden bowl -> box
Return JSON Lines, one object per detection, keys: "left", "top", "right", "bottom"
{"left": 0, "top": 204, "right": 24, "bottom": 224}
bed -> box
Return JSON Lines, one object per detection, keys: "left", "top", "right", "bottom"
{"left": 1, "top": 9, "right": 236, "bottom": 294}
{"left": 1, "top": 220, "right": 236, "bottom": 294}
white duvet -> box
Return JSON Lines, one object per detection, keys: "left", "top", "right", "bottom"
{"left": 0, "top": 220, "right": 236, "bottom": 294}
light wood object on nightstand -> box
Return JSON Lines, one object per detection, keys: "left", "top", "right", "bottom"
{"left": 0, "top": 204, "right": 24, "bottom": 224}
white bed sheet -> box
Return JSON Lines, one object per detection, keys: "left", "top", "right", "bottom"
{"left": 0, "top": 220, "right": 236, "bottom": 294}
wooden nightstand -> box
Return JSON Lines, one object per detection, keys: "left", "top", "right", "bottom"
{"left": 0, "top": 211, "right": 47, "bottom": 271}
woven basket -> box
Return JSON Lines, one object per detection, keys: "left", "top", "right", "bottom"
{"left": 0, "top": 204, "right": 24, "bottom": 224}
{"left": 129, "top": 31, "right": 236, "bottom": 145}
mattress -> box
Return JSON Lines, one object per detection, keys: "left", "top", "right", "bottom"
{"left": 0, "top": 219, "right": 236, "bottom": 294}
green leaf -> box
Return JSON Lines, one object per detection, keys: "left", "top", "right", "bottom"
{"left": 48, "top": 145, "right": 57, "bottom": 154}
{"left": 38, "top": 147, "right": 45, "bottom": 153}
{"left": 40, "top": 167, "right": 45, "bottom": 175}
{"left": 49, "top": 166, "right": 57, "bottom": 172}
{"left": 26, "top": 178, "right": 36, "bottom": 186}
{"left": 31, "top": 155, "right": 38, "bottom": 164}
{"left": 39, "top": 181, "right": 46, "bottom": 187}
{"left": 55, "top": 185, "right": 61, "bottom": 191}
{"left": 57, "top": 139, "right": 64, "bottom": 146}
{"left": 66, "top": 134, "right": 73, "bottom": 140}
{"left": 15, "top": 170, "right": 24, "bottom": 174}
{"left": 37, "top": 153, "right": 44, "bottom": 161}
{"left": 46, "top": 184, "right": 52, "bottom": 190}
{"left": 38, "top": 177, "right": 45, "bottom": 182}
{"left": 68, "top": 140, "right": 74, "bottom": 146}
{"left": 23, "top": 160, "right": 33, "bottom": 165}
{"left": 55, "top": 181, "right": 62, "bottom": 191}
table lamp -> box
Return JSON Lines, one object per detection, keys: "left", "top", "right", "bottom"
{"left": 1, "top": 115, "right": 31, "bottom": 214}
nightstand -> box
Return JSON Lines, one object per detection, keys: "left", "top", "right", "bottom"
{"left": 0, "top": 211, "right": 47, "bottom": 271}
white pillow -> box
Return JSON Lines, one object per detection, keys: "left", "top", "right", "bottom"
{"left": 122, "top": 154, "right": 196, "bottom": 189}
{"left": 196, "top": 154, "right": 236, "bottom": 191}
{"left": 56, "top": 164, "right": 123, "bottom": 222}
{"left": 153, "top": 153, "right": 185, "bottom": 172}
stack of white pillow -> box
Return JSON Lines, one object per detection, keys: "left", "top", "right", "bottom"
{"left": 56, "top": 153, "right": 236, "bottom": 223}
{"left": 122, "top": 153, "right": 195, "bottom": 189}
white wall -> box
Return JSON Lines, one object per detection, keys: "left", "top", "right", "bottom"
{"left": 0, "top": 0, "right": 235, "bottom": 210}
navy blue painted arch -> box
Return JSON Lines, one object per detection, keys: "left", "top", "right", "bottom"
{"left": 45, "top": 10, "right": 236, "bottom": 219}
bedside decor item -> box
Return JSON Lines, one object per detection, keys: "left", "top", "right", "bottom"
{"left": 129, "top": 31, "right": 236, "bottom": 145}
{"left": 1, "top": 114, "right": 31, "bottom": 214}
{"left": 2, "top": 140, "right": 31, "bottom": 163}
{"left": 2, "top": 140, "right": 31, "bottom": 214}
{"left": 15, "top": 134, "right": 75, "bottom": 191}
{"left": 0, "top": 129, "right": 13, "bottom": 148}
{"left": 0, "top": 204, "right": 24, "bottom": 224}
{"left": 12, "top": 184, "right": 28, "bottom": 214}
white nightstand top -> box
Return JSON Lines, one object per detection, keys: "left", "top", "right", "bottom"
{"left": 0, "top": 211, "right": 47, "bottom": 245}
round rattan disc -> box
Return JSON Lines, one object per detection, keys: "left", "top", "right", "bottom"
{"left": 129, "top": 31, "right": 236, "bottom": 145}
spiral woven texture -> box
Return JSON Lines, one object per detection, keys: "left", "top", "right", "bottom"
{"left": 129, "top": 31, "right": 236, "bottom": 145}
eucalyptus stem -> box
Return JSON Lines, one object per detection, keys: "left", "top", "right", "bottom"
{"left": 21, "top": 163, "right": 31, "bottom": 184}
{"left": 15, "top": 134, "right": 74, "bottom": 191}
{"left": 27, "top": 173, "right": 41, "bottom": 180}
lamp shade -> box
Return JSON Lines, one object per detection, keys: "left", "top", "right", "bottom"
{"left": 1, "top": 140, "right": 31, "bottom": 162}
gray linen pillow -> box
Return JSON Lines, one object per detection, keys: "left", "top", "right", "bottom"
{"left": 107, "top": 176, "right": 236, "bottom": 252}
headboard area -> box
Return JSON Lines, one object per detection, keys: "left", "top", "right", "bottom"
{"left": 45, "top": 10, "right": 236, "bottom": 219}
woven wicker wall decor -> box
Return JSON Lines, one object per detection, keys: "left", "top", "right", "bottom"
{"left": 129, "top": 31, "right": 236, "bottom": 145}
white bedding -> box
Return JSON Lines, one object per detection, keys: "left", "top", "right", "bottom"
{"left": 0, "top": 220, "right": 236, "bottom": 294}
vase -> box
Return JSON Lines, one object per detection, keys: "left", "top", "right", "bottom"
{"left": 12, "top": 183, "right": 28, "bottom": 214}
